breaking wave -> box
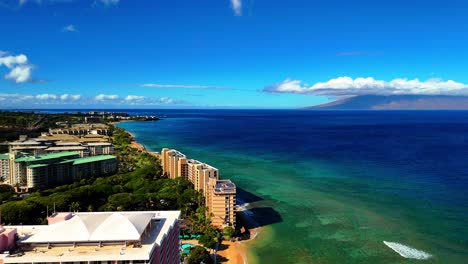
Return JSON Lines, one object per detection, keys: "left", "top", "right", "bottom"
{"left": 383, "top": 241, "right": 432, "bottom": 260}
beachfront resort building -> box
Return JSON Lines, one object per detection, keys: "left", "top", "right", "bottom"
{"left": 0, "top": 154, "right": 9, "bottom": 181}
{"left": 0, "top": 134, "right": 117, "bottom": 188}
{"left": 161, "top": 148, "right": 187, "bottom": 179}
{"left": 206, "top": 178, "right": 237, "bottom": 228}
{"left": 161, "top": 148, "right": 219, "bottom": 191}
{"left": 161, "top": 148, "right": 235, "bottom": 228}
{"left": 8, "top": 134, "right": 114, "bottom": 158}
{"left": 0, "top": 211, "right": 180, "bottom": 264}
{"left": 0, "top": 151, "right": 117, "bottom": 189}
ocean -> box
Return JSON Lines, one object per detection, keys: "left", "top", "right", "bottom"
{"left": 116, "top": 110, "right": 468, "bottom": 263}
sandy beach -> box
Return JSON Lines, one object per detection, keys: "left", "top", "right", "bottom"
{"left": 122, "top": 128, "right": 160, "bottom": 158}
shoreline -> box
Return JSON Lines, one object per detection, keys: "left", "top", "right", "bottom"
{"left": 116, "top": 121, "right": 261, "bottom": 264}
{"left": 114, "top": 122, "right": 160, "bottom": 158}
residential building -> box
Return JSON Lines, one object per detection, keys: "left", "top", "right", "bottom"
{"left": 48, "top": 123, "right": 110, "bottom": 136}
{"left": 84, "top": 116, "right": 102, "bottom": 123}
{"left": 186, "top": 159, "right": 219, "bottom": 192}
{"left": 206, "top": 178, "right": 237, "bottom": 228}
{"left": 86, "top": 142, "right": 114, "bottom": 156}
{"left": 0, "top": 226, "right": 16, "bottom": 253}
{"left": 160, "top": 148, "right": 235, "bottom": 228}
{"left": 160, "top": 148, "right": 187, "bottom": 179}
{"left": 0, "top": 211, "right": 180, "bottom": 264}
{"left": 0, "top": 154, "right": 9, "bottom": 182}
{"left": 8, "top": 135, "right": 114, "bottom": 158}
{"left": 7, "top": 151, "right": 117, "bottom": 189}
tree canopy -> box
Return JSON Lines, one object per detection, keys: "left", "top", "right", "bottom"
{"left": 0, "top": 126, "right": 203, "bottom": 225}
{"left": 187, "top": 246, "right": 214, "bottom": 264}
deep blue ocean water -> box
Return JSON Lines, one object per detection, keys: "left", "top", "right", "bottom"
{"left": 113, "top": 110, "right": 468, "bottom": 263}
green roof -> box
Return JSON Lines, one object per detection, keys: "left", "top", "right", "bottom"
{"left": 15, "top": 151, "right": 80, "bottom": 163}
{"left": 0, "top": 153, "right": 9, "bottom": 160}
{"left": 71, "top": 155, "right": 116, "bottom": 165}
{"left": 27, "top": 164, "right": 49, "bottom": 169}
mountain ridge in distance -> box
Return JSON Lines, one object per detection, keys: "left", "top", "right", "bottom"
{"left": 305, "top": 95, "right": 468, "bottom": 110}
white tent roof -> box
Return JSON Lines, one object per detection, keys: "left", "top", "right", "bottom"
{"left": 22, "top": 212, "right": 155, "bottom": 243}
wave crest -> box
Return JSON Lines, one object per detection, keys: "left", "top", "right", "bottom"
{"left": 383, "top": 241, "right": 432, "bottom": 260}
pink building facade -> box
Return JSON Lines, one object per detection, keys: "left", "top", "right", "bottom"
{"left": 0, "top": 227, "right": 17, "bottom": 253}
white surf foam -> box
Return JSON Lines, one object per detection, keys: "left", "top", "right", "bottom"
{"left": 383, "top": 241, "right": 432, "bottom": 260}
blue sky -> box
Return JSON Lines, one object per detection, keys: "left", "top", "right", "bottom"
{"left": 1, "top": 0, "right": 468, "bottom": 108}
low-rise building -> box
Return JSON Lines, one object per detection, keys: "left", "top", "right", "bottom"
{"left": 8, "top": 151, "right": 117, "bottom": 189}
{"left": 8, "top": 135, "right": 114, "bottom": 158}
{"left": 0, "top": 211, "right": 180, "bottom": 264}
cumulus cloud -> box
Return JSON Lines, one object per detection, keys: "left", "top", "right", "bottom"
{"left": 62, "top": 24, "right": 76, "bottom": 32}
{"left": 124, "top": 95, "right": 145, "bottom": 101}
{"left": 95, "top": 94, "right": 119, "bottom": 100}
{"left": 230, "top": 0, "right": 242, "bottom": 16}
{"left": 0, "top": 93, "right": 182, "bottom": 107}
{"left": 159, "top": 97, "right": 174, "bottom": 104}
{"left": 36, "top": 93, "right": 57, "bottom": 100}
{"left": 60, "top": 94, "right": 81, "bottom": 100}
{"left": 141, "top": 83, "right": 231, "bottom": 90}
{"left": 263, "top": 77, "right": 468, "bottom": 97}
{"left": 0, "top": 52, "right": 34, "bottom": 83}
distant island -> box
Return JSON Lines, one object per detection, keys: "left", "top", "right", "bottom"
{"left": 305, "top": 95, "right": 468, "bottom": 110}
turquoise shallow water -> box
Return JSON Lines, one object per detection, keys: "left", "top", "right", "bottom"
{"left": 118, "top": 110, "right": 468, "bottom": 263}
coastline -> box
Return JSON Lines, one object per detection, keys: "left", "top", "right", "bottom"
{"left": 116, "top": 122, "right": 261, "bottom": 264}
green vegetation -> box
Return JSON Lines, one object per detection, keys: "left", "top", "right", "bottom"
{"left": 187, "top": 246, "right": 214, "bottom": 264}
{"left": 0, "top": 126, "right": 204, "bottom": 225}
{"left": 0, "top": 111, "right": 86, "bottom": 152}
{"left": 199, "top": 227, "right": 222, "bottom": 249}
{"left": 223, "top": 226, "right": 236, "bottom": 239}
{"left": 0, "top": 184, "right": 15, "bottom": 202}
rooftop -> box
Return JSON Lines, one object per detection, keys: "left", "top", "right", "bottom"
{"left": 9, "top": 139, "right": 42, "bottom": 146}
{"left": 167, "top": 149, "right": 186, "bottom": 158}
{"left": 27, "top": 164, "right": 49, "bottom": 169}
{"left": 54, "top": 142, "right": 82, "bottom": 146}
{"left": 15, "top": 152, "right": 80, "bottom": 163}
{"left": 85, "top": 142, "right": 113, "bottom": 146}
{"left": 0, "top": 153, "right": 9, "bottom": 160}
{"left": 213, "top": 179, "right": 236, "bottom": 194}
{"left": 1, "top": 211, "right": 180, "bottom": 263}
{"left": 46, "top": 146, "right": 88, "bottom": 151}
{"left": 69, "top": 155, "right": 116, "bottom": 165}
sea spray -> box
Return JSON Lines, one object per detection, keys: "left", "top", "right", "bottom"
{"left": 383, "top": 241, "right": 432, "bottom": 260}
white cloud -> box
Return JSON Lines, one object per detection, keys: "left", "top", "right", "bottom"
{"left": 4, "top": 65, "right": 33, "bottom": 83}
{"left": 0, "top": 53, "right": 33, "bottom": 83}
{"left": 0, "top": 54, "right": 28, "bottom": 68}
{"left": 230, "top": 0, "right": 242, "bottom": 16}
{"left": 36, "top": 94, "right": 57, "bottom": 100}
{"left": 263, "top": 77, "right": 468, "bottom": 97}
{"left": 125, "top": 95, "right": 145, "bottom": 101}
{"left": 159, "top": 97, "right": 174, "bottom": 104}
{"left": 60, "top": 94, "right": 81, "bottom": 100}
{"left": 95, "top": 94, "right": 119, "bottom": 100}
{"left": 141, "top": 83, "right": 231, "bottom": 90}
{"left": 63, "top": 24, "right": 76, "bottom": 32}
{"left": 0, "top": 93, "right": 183, "bottom": 107}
